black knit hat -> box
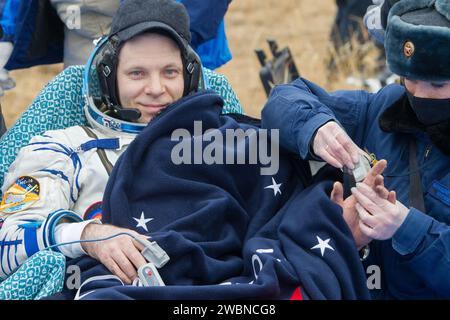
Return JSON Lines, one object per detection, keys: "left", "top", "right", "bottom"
{"left": 94, "top": 0, "right": 202, "bottom": 122}
{"left": 110, "top": 0, "right": 192, "bottom": 46}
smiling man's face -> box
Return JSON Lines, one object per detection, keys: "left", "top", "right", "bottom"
{"left": 116, "top": 32, "right": 185, "bottom": 123}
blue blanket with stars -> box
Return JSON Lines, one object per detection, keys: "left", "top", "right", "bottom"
{"left": 54, "top": 91, "right": 370, "bottom": 300}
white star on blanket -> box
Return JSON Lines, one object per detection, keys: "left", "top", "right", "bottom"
{"left": 133, "top": 211, "right": 153, "bottom": 232}
{"left": 311, "top": 236, "right": 335, "bottom": 257}
{"left": 264, "top": 177, "right": 282, "bottom": 196}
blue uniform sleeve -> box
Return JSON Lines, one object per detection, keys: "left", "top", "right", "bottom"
{"left": 181, "top": 0, "right": 231, "bottom": 48}
{"left": 0, "top": 0, "right": 21, "bottom": 41}
{"left": 261, "top": 78, "right": 374, "bottom": 159}
{"left": 392, "top": 208, "right": 450, "bottom": 298}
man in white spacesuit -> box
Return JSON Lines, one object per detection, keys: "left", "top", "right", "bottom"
{"left": 0, "top": 0, "right": 203, "bottom": 284}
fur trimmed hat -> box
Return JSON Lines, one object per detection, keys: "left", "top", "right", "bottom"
{"left": 385, "top": 0, "right": 450, "bottom": 81}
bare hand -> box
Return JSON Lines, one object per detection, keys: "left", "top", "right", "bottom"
{"left": 81, "top": 224, "right": 148, "bottom": 284}
{"left": 313, "top": 121, "right": 364, "bottom": 169}
{"left": 331, "top": 159, "right": 388, "bottom": 249}
{"left": 373, "top": 175, "right": 397, "bottom": 203}
{"left": 351, "top": 182, "right": 409, "bottom": 240}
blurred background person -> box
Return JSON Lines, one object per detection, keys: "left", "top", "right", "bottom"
{"left": 2, "top": 0, "right": 232, "bottom": 70}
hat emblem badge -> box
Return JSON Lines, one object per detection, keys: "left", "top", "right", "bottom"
{"left": 403, "top": 41, "right": 415, "bottom": 58}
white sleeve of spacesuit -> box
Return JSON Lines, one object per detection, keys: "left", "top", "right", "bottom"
{"left": 54, "top": 219, "right": 102, "bottom": 258}
{"left": 0, "top": 131, "right": 85, "bottom": 279}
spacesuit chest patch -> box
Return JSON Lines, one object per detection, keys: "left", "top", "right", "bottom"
{"left": 0, "top": 176, "right": 41, "bottom": 214}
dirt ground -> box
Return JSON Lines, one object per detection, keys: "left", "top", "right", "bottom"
{"left": 2, "top": 0, "right": 341, "bottom": 126}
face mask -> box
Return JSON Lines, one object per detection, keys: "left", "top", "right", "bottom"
{"left": 406, "top": 91, "right": 450, "bottom": 126}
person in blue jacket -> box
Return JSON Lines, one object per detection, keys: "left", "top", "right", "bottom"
{"left": 0, "top": 0, "right": 231, "bottom": 70}
{"left": 0, "top": 0, "right": 18, "bottom": 96}
{"left": 261, "top": 0, "right": 450, "bottom": 299}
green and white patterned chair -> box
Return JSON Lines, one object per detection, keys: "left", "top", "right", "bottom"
{"left": 0, "top": 251, "right": 66, "bottom": 300}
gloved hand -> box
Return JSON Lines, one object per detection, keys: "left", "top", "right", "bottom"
{"left": 313, "top": 121, "right": 365, "bottom": 170}
{"left": 0, "top": 41, "right": 15, "bottom": 96}
{"left": 351, "top": 181, "right": 409, "bottom": 240}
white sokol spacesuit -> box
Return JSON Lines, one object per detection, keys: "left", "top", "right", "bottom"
{"left": 0, "top": 26, "right": 204, "bottom": 279}
{"left": 0, "top": 118, "right": 138, "bottom": 278}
